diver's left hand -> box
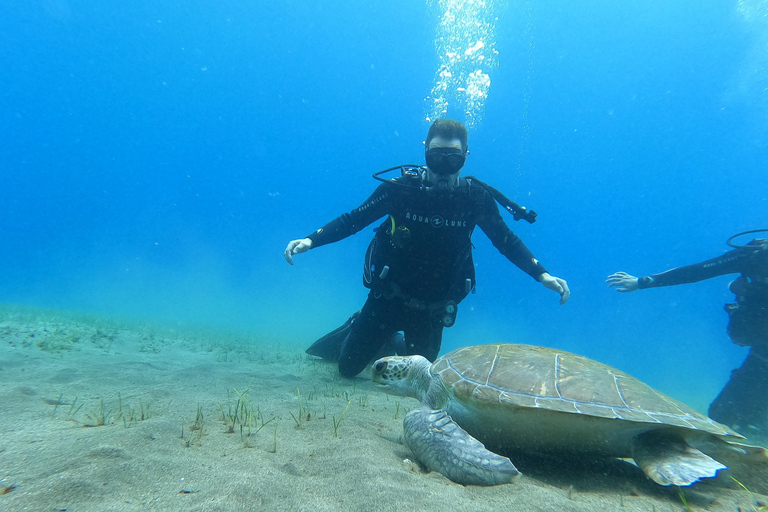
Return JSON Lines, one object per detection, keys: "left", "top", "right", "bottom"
{"left": 538, "top": 272, "right": 570, "bottom": 305}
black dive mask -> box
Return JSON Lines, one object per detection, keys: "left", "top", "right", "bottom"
{"left": 425, "top": 147, "right": 466, "bottom": 176}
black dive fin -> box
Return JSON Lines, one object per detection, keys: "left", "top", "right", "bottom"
{"left": 305, "top": 311, "right": 361, "bottom": 361}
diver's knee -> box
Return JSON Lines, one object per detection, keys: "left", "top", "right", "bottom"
{"left": 338, "top": 359, "right": 363, "bottom": 379}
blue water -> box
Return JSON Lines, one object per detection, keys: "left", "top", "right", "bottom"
{"left": 2, "top": 0, "right": 767, "bottom": 412}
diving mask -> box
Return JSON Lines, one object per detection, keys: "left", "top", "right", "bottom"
{"left": 425, "top": 147, "right": 466, "bottom": 176}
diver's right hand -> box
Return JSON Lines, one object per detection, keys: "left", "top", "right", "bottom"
{"left": 284, "top": 238, "right": 313, "bottom": 265}
{"left": 606, "top": 272, "right": 639, "bottom": 292}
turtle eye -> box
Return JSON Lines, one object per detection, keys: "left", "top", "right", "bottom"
{"left": 374, "top": 361, "right": 386, "bottom": 373}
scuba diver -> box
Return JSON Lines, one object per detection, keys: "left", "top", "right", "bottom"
{"left": 284, "top": 119, "right": 570, "bottom": 378}
{"left": 607, "top": 231, "right": 768, "bottom": 435}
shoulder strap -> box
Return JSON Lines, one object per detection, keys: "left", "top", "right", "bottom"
{"left": 464, "top": 176, "right": 537, "bottom": 224}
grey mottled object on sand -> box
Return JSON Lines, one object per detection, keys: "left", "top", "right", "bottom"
{"left": 372, "top": 343, "right": 768, "bottom": 487}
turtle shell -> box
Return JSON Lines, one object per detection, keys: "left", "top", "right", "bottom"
{"left": 430, "top": 344, "right": 738, "bottom": 438}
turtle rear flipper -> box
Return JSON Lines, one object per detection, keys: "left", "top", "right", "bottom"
{"left": 631, "top": 431, "right": 726, "bottom": 486}
{"left": 403, "top": 407, "right": 521, "bottom": 486}
{"left": 689, "top": 437, "right": 768, "bottom": 463}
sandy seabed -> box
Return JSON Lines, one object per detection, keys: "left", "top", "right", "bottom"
{"left": 1, "top": 304, "right": 767, "bottom": 512}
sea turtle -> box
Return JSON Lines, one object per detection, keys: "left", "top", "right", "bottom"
{"left": 372, "top": 343, "right": 768, "bottom": 487}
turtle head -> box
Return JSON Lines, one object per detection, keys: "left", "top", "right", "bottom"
{"left": 372, "top": 355, "right": 433, "bottom": 403}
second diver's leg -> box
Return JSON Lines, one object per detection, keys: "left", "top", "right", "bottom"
{"left": 708, "top": 346, "right": 768, "bottom": 434}
{"left": 338, "top": 294, "right": 398, "bottom": 378}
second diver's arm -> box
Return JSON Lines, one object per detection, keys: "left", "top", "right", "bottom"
{"left": 639, "top": 248, "right": 750, "bottom": 289}
{"left": 607, "top": 247, "right": 754, "bottom": 292}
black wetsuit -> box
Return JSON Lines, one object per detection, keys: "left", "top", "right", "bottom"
{"left": 306, "top": 174, "right": 547, "bottom": 377}
{"left": 638, "top": 242, "right": 768, "bottom": 432}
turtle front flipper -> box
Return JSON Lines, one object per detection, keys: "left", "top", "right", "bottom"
{"left": 631, "top": 431, "right": 726, "bottom": 486}
{"left": 403, "top": 407, "right": 521, "bottom": 486}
